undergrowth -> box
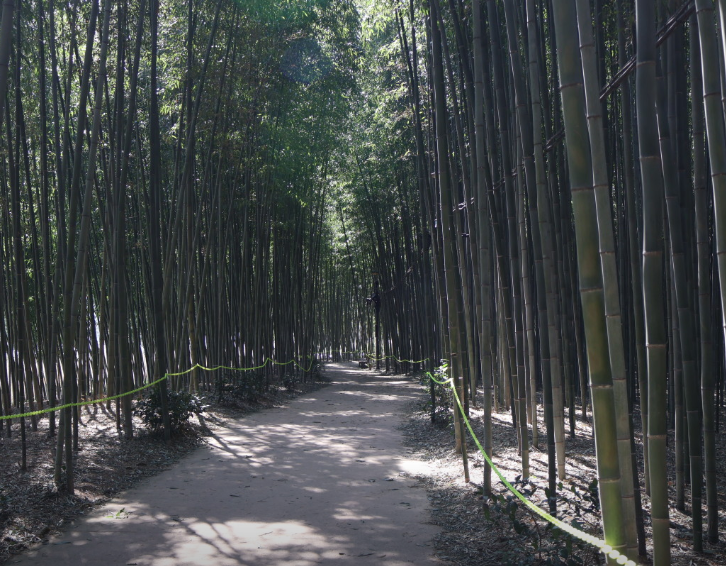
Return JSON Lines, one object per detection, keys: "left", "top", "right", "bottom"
{"left": 134, "top": 388, "right": 203, "bottom": 436}
{"left": 482, "top": 477, "right": 602, "bottom": 566}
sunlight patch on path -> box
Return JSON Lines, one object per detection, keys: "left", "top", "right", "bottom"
{"left": 12, "top": 363, "right": 441, "bottom": 566}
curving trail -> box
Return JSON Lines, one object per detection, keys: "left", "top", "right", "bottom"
{"left": 12, "top": 363, "right": 441, "bottom": 566}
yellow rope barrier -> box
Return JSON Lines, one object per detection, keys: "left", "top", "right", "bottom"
{"left": 427, "top": 370, "right": 636, "bottom": 566}
{"left": 2, "top": 354, "right": 634, "bottom": 565}
{"left": 334, "top": 351, "right": 430, "bottom": 365}
{"left": 0, "top": 356, "right": 319, "bottom": 421}
{"left": 363, "top": 354, "right": 430, "bottom": 364}
{"left": 328, "top": 353, "right": 432, "bottom": 367}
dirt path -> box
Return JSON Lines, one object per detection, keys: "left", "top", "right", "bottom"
{"left": 11, "top": 363, "right": 441, "bottom": 566}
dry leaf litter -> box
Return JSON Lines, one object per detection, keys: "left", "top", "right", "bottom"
{"left": 0, "top": 376, "right": 329, "bottom": 564}
{"left": 399, "top": 383, "right": 726, "bottom": 566}
{"left": 0, "top": 366, "right": 724, "bottom": 566}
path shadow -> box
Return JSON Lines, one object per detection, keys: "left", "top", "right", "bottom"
{"left": 12, "top": 363, "right": 440, "bottom": 566}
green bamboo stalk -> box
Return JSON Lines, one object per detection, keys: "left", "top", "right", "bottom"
{"left": 654, "top": 54, "right": 704, "bottom": 549}
{"left": 54, "top": 0, "right": 100, "bottom": 488}
{"left": 435, "top": 2, "right": 477, "bottom": 411}
{"left": 503, "top": 0, "right": 557, "bottom": 484}
{"left": 60, "top": 0, "right": 112, "bottom": 492}
{"left": 694, "top": 0, "right": 726, "bottom": 411}
{"left": 717, "top": 0, "right": 726, "bottom": 115}
{"left": 472, "top": 0, "right": 493, "bottom": 495}
{"left": 669, "top": 262, "right": 685, "bottom": 509}
{"left": 486, "top": 0, "right": 556, "bottom": 507}
{"left": 0, "top": 0, "right": 15, "bottom": 133}
{"left": 514, "top": 138, "right": 530, "bottom": 479}
{"left": 429, "top": 0, "right": 468, "bottom": 480}
{"left": 550, "top": 0, "right": 627, "bottom": 555}
{"left": 616, "top": 6, "right": 650, "bottom": 537}
{"left": 525, "top": 0, "right": 549, "bottom": 452}
{"left": 635, "top": 0, "right": 670, "bottom": 562}
{"left": 691, "top": 12, "right": 719, "bottom": 544}
{"left": 573, "top": 0, "right": 639, "bottom": 556}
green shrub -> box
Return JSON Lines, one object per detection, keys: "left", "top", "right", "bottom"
{"left": 217, "top": 371, "right": 266, "bottom": 403}
{"left": 420, "top": 362, "right": 454, "bottom": 424}
{"left": 134, "top": 387, "right": 203, "bottom": 435}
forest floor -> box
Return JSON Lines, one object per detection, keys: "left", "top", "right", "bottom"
{"left": 400, "top": 383, "right": 726, "bottom": 566}
{"left": 0, "top": 363, "right": 441, "bottom": 566}
{"left": 0, "top": 365, "right": 724, "bottom": 566}
{"left": 0, "top": 376, "right": 330, "bottom": 564}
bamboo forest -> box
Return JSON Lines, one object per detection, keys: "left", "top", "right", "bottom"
{"left": 0, "top": 0, "right": 725, "bottom": 564}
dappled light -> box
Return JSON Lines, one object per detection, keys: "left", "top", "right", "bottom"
{"left": 12, "top": 364, "right": 439, "bottom": 566}
{"left": 0, "top": 0, "right": 724, "bottom": 564}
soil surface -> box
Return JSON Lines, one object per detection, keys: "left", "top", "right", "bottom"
{"left": 400, "top": 384, "right": 726, "bottom": 566}
{"left": 0, "top": 371, "right": 330, "bottom": 563}
{"left": 5, "top": 363, "right": 441, "bottom": 566}
{"left": 1, "top": 363, "right": 724, "bottom": 566}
